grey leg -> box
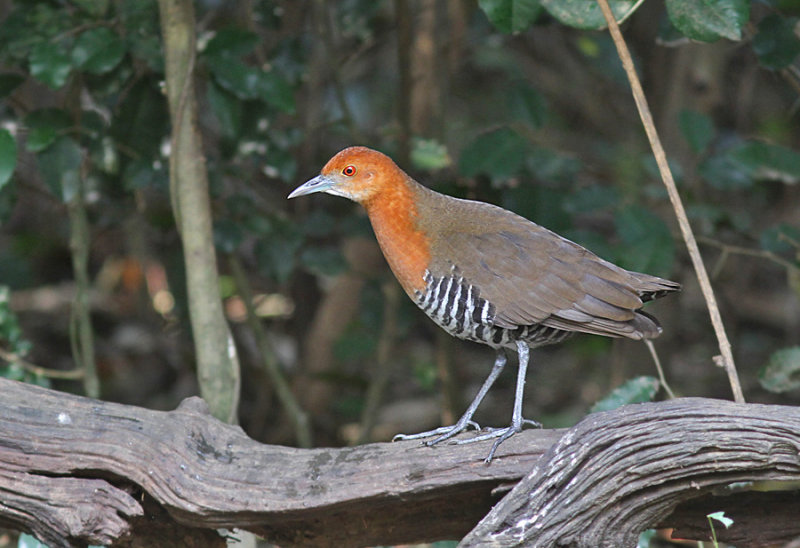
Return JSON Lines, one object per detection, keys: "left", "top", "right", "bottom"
{"left": 453, "top": 341, "right": 538, "bottom": 463}
{"left": 393, "top": 349, "right": 507, "bottom": 445}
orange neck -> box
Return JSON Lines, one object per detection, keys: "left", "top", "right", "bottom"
{"left": 363, "top": 180, "right": 430, "bottom": 297}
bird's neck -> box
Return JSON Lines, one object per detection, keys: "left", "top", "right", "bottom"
{"left": 363, "top": 177, "right": 431, "bottom": 297}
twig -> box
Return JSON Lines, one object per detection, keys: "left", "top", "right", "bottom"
{"left": 228, "top": 254, "right": 312, "bottom": 448}
{"left": 597, "top": 0, "right": 745, "bottom": 403}
{"left": 697, "top": 235, "right": 800, "bottom": 276}
{"left": 67, "top": 171, "right": 100, "bottom": 398}
{"left": 645, "top": 339, "right": 675, "bottom": 399}
{"left": 356, "top": 281, "right": 400, "bottom": 445}
{"left": 0, "top": 347, "right": 84, "bottom": 380}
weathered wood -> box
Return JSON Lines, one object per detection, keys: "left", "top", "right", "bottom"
{"left": 2, "top": 378, "right": 800, "bottom": 547}
{"left": 0, "top": 377, "right": 557, "bottom": 547}
{"left": 0, "top": 469, "right": 140, "bottom": 545}
{"left": 461, "top": 398, "right": 800, "bottom": 547}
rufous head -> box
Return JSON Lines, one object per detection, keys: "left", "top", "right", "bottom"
{"left": 288, "top": 146, "right": 404, "bottom": 205}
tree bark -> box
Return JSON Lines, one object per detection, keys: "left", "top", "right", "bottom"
{"left": 1, "top": 378, "right": 799, "bottom": 547}
{"left": 462, "top": 397, "right": 800, "bottom": 547}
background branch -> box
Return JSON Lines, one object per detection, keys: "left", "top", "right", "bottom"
{"left": 157, "top": 0, "right": 241, "bottom": 422}
{"left": 597, "top": 0, "right": 745, "bottom": 404}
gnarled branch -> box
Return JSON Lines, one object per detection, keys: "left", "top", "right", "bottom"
{"left": 1, "top": 378, "right": 799, "bottom": 547}
{"left": 462, "top": 398, "right": 800, "bottom": 547}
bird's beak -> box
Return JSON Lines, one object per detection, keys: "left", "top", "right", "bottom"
{"left": 287, "top": 174, "right": 335, "bottom": 199}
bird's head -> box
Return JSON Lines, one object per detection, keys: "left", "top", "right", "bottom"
{"left": 288, "top": 146, "right": 404, "bottom": 206}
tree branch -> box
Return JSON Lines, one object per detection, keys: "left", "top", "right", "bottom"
{"left": 157, "top": 0, "right": 241, "bottom": 422}
{"left": 462, "top": 398, "right": 800, "bottom": 547}
{"left": 2, "top": 379, "right": 799, "bottom": 547}
{"left": 596, "top": 0, "right": 745, "bottom": 404}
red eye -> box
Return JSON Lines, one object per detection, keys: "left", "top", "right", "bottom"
{"left": 342, "top": 165, "right": 357, "bottom": 177}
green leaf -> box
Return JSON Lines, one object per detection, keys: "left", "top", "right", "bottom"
{"left": 478, "top": 0, "right": 542, "bottom": 34}
{"left": 207, "top": 80, "right": 241, "bottom": 138}
{"left": 204, "top": 28, "right": 259, "bottom": 58}
{"left": 678, "top": 109, "right": 715, "bottom": 154}
{"left": 541, "top": 0, "right": 639, "bottom": 30}
{"left": 730, "top": 141, "right": 800, "bottom": 184}
{"left": 72, "top": 27, "right": 125, "bottom": 74}
{"left": 206, "top": 57, "right": 295, "bottom": 113}
{"left": 753, "top": 14, "right": 800, "bottom": 70}
{"left": 0, "top": 130, "right": 17, "bottom": 190}
{"left": 509, "top": 83, "right": 547, "bottom": 129}
{"left": 614, "top": 206, "right": 675, "bottom": 276}
{"left": 637, "top": 529, "right": 657, "bottom": 548}
{"left": 459, "top": 127, "right": 530, "bottom": 178}
{"left": 24, "top": 108, "right": 72, "bottom": 152}
{"left": 254, "top": 217, "right": 303, "bottom": 283}
{"left": 591, "top": 376, "right": 660, "bottom": 413}
{"left": 122, "top": 159, "right": 161, "bottom": 191}
{"left": 759, "top": 346, "right": 800, "bottom": 393}
{"left": 707, "top": 511, "right": 734, "bottom": 528}
{"left": 665, "top": 0, "right": 749, "bottom": 42}
{"left": 525, "top": 146, "right": 582, "bottom": 182}
{"left": 411, "top": 138, "right": 451, "bottom": 171}
{"left": 697, "top": 149, "right": 754, "bottom": 190}
{"left": 563, "top": 184, "right": 619, "bottom": 214}
{"left": 258, "top": 71, "right": 295, "bottom": 113}
{"left": 111, "top": 80, "right": 168, "bottom": 158}
{"left": 35, "top": 136, "right": 82, "bottom": 202}
{"left": 503, "top": 184, "right": 570, "bottom": 233}
{"left": 0, "top": 73, "right": 24, "bottom": 98}
{"left": 413, "top": 360, "right": 438, "bottom": 391}
{"left": 29, "top": 42, "right": 73, "bottom": 89}
{"left": 17, "top": 532, "right": 50, "bottom": 548}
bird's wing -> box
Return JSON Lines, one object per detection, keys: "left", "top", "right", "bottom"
{"left": 427, "top": 203, "right": 673, "bottom": 339}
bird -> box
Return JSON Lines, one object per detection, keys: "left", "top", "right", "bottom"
{"left": 288, "top": 146, "right": 680, "bottom": 462}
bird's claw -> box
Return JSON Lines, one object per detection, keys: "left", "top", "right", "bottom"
{"left": 392, "top": 420, "right": 481, "bottom": 444}
{"left": 478, "top": 419, "right": 542, "bottom": 433}
{"left": 452, "top": 418, "right": 542, "bottom": 462}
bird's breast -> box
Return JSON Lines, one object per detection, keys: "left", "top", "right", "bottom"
{"left": 365, "top": 190, "right": 431, "bottom": 298}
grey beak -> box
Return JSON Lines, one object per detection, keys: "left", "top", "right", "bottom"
{"left": 288, "top": 174, "right": 334, "bottom": 199}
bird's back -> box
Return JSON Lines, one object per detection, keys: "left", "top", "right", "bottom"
{"left": 407, "top": 182, "right": 680, "bottom": 349}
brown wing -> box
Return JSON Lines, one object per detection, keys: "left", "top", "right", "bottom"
{"left": 420, "top": 195, "right": 679, "bottom": 340}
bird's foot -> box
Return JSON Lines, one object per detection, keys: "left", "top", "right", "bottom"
{"left": 478, "top": 419, "right": 542, "bottom": 433}
{"left": 392, "top": 420, "right": 481, "bottom": 445}
{"left": 453, "top": 418, "right": 542, "bottom": 463}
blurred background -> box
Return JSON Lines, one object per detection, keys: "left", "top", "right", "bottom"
{"left": 0, "top": 0, "right": 798, "bottom": 456}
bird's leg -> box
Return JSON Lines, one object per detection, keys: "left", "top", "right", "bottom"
{"left": 453, "top": 341, "right": 539, "bottom": 463}
{"left": 393, "top": 349, "right": 507, "bottom": 444}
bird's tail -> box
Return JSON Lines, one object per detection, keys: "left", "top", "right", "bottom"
{"left": 633, "top": 274, "right": 681, "bottom": 303}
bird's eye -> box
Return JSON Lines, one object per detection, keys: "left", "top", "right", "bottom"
{"left": 342, "top": 165, "right": 357, "bottom": 177}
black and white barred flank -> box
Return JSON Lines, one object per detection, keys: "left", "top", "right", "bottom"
{"left": 415, "top": 270, "right": 571, "bottom": 350}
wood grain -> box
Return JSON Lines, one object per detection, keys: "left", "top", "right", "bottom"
{"left": 2, "top": 378, "right": 799, "bottom": 547}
